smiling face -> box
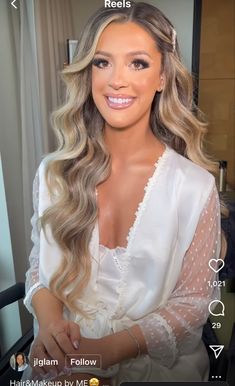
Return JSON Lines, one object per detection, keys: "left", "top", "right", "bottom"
{"left": 91, "top": 21, "right": 164, "bottom": 131}
{"left": 16, "top": 354, "right": 24, "bottom": 366}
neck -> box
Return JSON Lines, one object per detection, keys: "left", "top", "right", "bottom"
{"left": 103, "top": 123, "right": 163, "bottom": 164}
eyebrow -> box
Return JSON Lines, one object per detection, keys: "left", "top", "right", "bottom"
{"left": 94, "top": 50, "right": 153, "bottom": 59}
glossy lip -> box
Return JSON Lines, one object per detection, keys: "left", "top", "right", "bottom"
{"left": 105, "top": 94, "right": 136, "bottom": 110}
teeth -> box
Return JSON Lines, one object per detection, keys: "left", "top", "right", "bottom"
{"left": 108, "top": 97, "right": 132, "bottom": 104}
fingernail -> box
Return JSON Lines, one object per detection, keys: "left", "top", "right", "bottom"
{"left": 73, "top": 340, "right": 79, "bottom": 349}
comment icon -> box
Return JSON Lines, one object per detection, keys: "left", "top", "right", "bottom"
{"left": 208, "top": 300, "right": 225, "bottom": 317}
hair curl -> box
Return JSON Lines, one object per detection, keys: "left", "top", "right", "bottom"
{"left": 40, "top": 2, "right": 227, "bottom": 313}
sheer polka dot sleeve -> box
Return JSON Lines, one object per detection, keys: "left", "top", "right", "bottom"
{"left": 138, "top": 183, "right": 222, "bottom": 367}
{"left": 24, "top": 169, "right": 45, "bottom": 315}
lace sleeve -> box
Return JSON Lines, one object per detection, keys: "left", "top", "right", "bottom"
{"left": 138, "top": 183, "right": 222, "bottom": 367}
{"left": 24, "top": 168, "right": 45, "bottom": 315}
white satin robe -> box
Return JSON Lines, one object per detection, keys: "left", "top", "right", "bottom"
{"left": 24, "top": 145, "right": 222, "bottom": 383}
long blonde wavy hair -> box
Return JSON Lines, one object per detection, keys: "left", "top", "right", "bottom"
{"left": 41, "top": 2, "right": 226, "bottom": 313}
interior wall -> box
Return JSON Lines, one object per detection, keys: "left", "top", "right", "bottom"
{"left": 137, "top": 0, "right": 194, "bottom": 70}
{"left": 199, "top": 0, "right": 235, "bottom": 188}
{"left": 71, "top": 0, "right": 104, "bottom": 37}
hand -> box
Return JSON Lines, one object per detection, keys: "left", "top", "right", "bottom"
{"left": 30, "top": 319, "right": 80, "bottom": 378}
{"left": 76, "top": 325, "right": 147, "bottom": 370}
{"left": 76, "top": 336, "right": 116, "bottom": 370}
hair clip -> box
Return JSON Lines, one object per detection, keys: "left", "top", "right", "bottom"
{"left": 171, "top": 28, "right": 177, "bottom": 53}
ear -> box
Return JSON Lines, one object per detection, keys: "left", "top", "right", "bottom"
{"left": 157, "top": 73, "right": 165, "bottom": 92}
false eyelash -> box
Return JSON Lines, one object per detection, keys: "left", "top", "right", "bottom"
{"left": 92, "top": 58, "right": 150, "bottom": 70}
{"left": 92, "top": 58, "right": 109, "bottom": 68}
{"left": 131, "top": 59, "right": 150, "bottom": 70}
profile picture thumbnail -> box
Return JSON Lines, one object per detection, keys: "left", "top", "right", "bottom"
{"left": 10, "top": 352, "right": 28, "bottom": 372}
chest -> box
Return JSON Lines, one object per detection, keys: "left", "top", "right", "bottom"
{"left": 97, "top": 166, "right": 155, "bottom": 248}
{"left": 96, "top": 164, "right": 156, "bottom": 249}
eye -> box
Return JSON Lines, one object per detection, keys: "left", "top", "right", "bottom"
{"left": 92, "top": 58, "right": 109, "bottom": 69}
{"left": 131, "top": 59, "right": 150, "bottom": 70}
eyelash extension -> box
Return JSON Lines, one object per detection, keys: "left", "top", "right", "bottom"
{"left": 92, "top": 58, "right": 108, "bottom": 68}
{"left": 132, "top": 59, "right": 150, "bottom": 70}
{"left": 92, "top": 58, "right": 150, "bottom": 70}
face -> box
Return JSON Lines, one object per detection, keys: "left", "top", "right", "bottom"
{"left": 91, "top": 22, "right": 164, "bottom": 131}
{"left": 16, "top": 354, "right": 24, "bottom": 365}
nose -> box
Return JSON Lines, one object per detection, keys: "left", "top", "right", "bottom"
{"left": 108, "top": 64, "right": 129, "bottom": 90}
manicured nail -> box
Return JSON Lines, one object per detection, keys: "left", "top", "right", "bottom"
{"left": 73, "top": 340, "right": 79, "bottom": 349}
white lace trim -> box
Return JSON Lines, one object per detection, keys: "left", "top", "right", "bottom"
{"left": 126, "top": 145, "right": 171, "bottom": 252}
{"left": 156, "top": 313, "right": 178, "bottom": 355}
{"left": 109, "top": 147, "right": 171, "bottom": 319}
{"left": 139, "top": 313, "right": 178, "bottom": 365}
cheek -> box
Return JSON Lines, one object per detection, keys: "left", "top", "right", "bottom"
{"left": 133, "top": 78, "right": 158, "bottom": 101}
{"left": 133, "top": 73, "right": 160, "bottom": 94}
{"left": 91, "top": 76, "right": 100, "bottom": 97}
{"left": 92, "top": 70, "right": 108, "bottom": 95}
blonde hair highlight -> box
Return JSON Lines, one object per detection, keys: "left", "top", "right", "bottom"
{"left": 40, "top": 2, "right": 227, "bottom": 313}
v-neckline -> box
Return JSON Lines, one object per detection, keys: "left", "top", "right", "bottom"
{"left": 96, "top": 145, "right": 170, "bottom": 251}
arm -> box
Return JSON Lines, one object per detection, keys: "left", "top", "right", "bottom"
{"left": 136, "top": 183, "right": 222, "bottom": 366}
{"left": 24, "top": 168, "right": 81, "bottom": 377}
{"left": 81, "top": 183, "right": 222, "bottom": 369}
{"left": 24, "top": 168, "right": 69, "bottom": 325}
{"left": 24, "top": 169, "right": 46, "bottom": 315}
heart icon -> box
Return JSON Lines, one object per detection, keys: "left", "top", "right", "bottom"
{"left": 209, "top": 258, "right": 225, "bottom": 273}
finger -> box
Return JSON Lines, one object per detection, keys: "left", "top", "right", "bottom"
{"left": 44, "top": 334, "right": 67, "bottom": 372}
{"left": 30, "top": 341, "right": 48, "bottom": 377}
{"left": 68, "top": 321, "right": 80, "bottom": 349}
{"left": 53, "top": 329, "right": 78, "bottom": 358}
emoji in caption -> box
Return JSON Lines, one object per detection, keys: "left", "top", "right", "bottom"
{"left": 89, "top": 378, "right": 100, "bottom": 386}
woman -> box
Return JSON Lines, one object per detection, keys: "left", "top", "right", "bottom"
{"left": 23, "top": 2, "right": 225, "bottom": 384}
{"left": 15, "top": 353, "right": 28, "bottom": 372}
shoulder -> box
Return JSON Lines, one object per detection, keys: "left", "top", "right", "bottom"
{"left": 36, "top": 156, "right": 55, "bottom": 192}
{"left": 164, "top": 147, "right": 217, "bottom": 229}
{"left": 167, "top": 147, "right": 215, "bottom": 197}
{"left": 33, "top": 157, "right": 53, "bottom": 213}
{"left": 37, "top": 156, "right": 50, "bottom": 177}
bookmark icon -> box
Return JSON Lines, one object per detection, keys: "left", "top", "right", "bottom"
{"left": 209, "top": 345, "right": 224, "bottom": 359}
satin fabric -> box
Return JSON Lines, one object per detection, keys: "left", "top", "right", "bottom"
{"left": 27, "top": 146, "right": 215, "bottom": 382}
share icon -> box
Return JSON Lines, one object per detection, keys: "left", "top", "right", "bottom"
{"left": 209, "top": 345, "right": 224, "bottom": 359}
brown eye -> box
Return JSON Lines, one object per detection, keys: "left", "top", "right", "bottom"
{"left": 92, "top": 58, "right": 109, "bottom": 69}
{"left": 131, "top": 59, "right": 150, "bottom": 70}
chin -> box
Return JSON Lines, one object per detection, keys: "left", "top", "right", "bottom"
{"left": 105, "top": 120, "right": 134, "bottom": 130}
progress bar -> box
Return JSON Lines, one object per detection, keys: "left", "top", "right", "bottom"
{"left": 121, "top": 383, "right": 228, "bottom": 386}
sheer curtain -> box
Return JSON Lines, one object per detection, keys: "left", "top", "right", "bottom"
{"left": 18, "top": 1, "right": 44, "bottom": 254}
{"left": 16, "top": 0, "right": 74, "bottom": 254}
{"left": 34, "top": 0, "right": 74, "bottom": 153}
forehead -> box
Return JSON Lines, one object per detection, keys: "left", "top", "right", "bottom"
{"left": 96, "top": 21, "right": 159, "bottom": 53}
